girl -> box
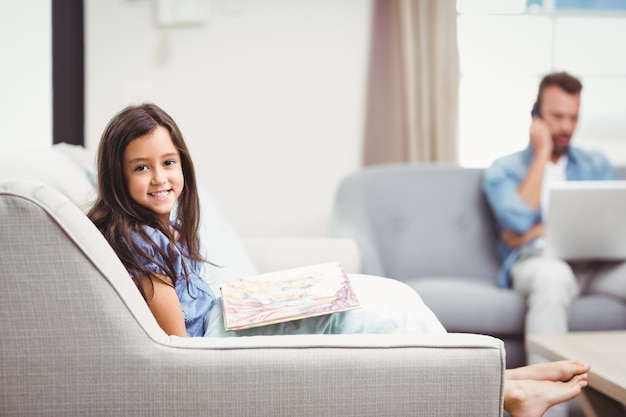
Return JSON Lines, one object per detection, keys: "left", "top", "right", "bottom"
{"left": 89, "top": 103, "right": 589, "bottom": 417}
{"left": 87, "top": 103, "right": 444, "bottom": 338}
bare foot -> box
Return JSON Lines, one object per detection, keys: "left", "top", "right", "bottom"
{"left": 505, "top": 360, "right": 590, "bottom": 382}
{"left": 504, "top": 374, "right": 588, "bottom": 417}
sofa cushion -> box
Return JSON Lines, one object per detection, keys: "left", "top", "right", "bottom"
{"left": 569, "top": 294, "right": 626, "bottom": 331}
{"left": 0, "top": 145, "right": 96, "bottom": 211}
{"left": 196, "top": 188, "right": 258, "bottom": 290}
{"left": 407, "top": 278, "right": 526, "bottom": 336}
{"left": 332, "top": 164, "right": 501, "bottom": 283}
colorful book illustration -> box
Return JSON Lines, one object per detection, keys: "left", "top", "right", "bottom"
{"left": 220, "top": 262, "right": 361, "bottom": 331}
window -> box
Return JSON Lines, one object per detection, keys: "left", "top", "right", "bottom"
{"left": 457, "top": 0, "right": 626, "bottom": 167}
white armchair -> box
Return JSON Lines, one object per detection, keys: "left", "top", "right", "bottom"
{"left": 0, "top": 146, "right": 506, "bottom": 417}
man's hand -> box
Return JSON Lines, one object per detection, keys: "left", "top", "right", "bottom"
{"left": 529, "top": 117, "right": 553, "bottom": 160}
{"left": 518, "top": 119, "right": 553, "bottom": 210}
{"left": 501, "top": 223, "right": 545, "bottom": 249}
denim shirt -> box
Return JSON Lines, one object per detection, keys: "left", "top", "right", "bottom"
{"left": 130, "top": 223, "right": 215, "bottom": 336}
{"left": 482, "top": 146, "right": 615, "bottom": 288}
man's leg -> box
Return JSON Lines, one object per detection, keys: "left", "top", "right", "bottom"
{"left": 511, "top": 256, "right": 581, "bottom": 417}
{"left": 512, "top": 256, "right": 580, "bottom": 340}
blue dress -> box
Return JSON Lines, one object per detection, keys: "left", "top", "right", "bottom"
{"left": 130, "top": 224, "right": 215, "bottom": 337}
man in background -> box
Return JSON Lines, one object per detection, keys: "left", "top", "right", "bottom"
{"left": 482, "top": 71, "right": 626, "bottom": 415}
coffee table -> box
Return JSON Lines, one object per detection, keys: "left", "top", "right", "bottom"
{"left": 526, "top": 331, "right": 626, "bottom": 417}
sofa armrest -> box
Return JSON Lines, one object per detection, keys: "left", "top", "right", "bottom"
{"left": 166, "top": 332, "right": 505, "bottom": 417}
{"left": 242, "top": 237, "right": 362, "bottom": 274}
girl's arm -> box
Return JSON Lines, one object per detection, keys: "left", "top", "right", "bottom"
{"left": 140, "top": 275, "right": 188, "bottom": 337}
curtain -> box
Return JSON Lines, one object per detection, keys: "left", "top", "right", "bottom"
{"left": 363, "top": 0, "right": 459, "bottom": 165}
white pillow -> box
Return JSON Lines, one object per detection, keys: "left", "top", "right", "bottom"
{"left": 0, "top": 145, "right": 96, "bottom": 212}
{"left": 195, "top": 188, "right": 258, "bottom": 292}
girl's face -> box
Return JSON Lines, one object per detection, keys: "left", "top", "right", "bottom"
{"left": 123, "top": 126, "right": 184, "bottom": 224}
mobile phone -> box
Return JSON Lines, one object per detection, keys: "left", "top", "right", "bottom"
{"left": 531, "top": 102, "right": 541, "bottom": 118}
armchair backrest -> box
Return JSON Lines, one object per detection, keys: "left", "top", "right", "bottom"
{"left": 331, "top": 164, "right": 500, "bottom": 284}
{"left": 0, "top": 180, "right": 173, "bottom": 414}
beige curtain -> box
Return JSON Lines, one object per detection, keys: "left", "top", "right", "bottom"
{"left": 363, "top": 0, "right": 459, "bottom": 165}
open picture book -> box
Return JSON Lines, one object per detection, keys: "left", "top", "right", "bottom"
{"left": 220, "top": 262, "right": 361, "bottom": 331}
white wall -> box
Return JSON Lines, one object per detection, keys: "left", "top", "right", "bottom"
{"left": 0, "top": 2, "right": 52, "bottom": 152}
{"left": 85, "top": 0, "right": 372, "bottom": 238}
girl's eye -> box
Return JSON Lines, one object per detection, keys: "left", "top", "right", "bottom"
{"left": 134, "top": 165, "right": 148, "bottom": 172}
{"left": 164, "top": 159, "right": 176, "bottom": 167}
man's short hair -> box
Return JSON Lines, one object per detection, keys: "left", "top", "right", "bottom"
{"left": 536, "top": 71, "right": 583, "bottom": 105}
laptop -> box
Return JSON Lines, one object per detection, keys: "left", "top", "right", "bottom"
{"left": 543, "top": 180, "right": 626, "bottom": 260}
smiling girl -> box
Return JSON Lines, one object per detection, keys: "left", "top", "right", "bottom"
{"left": 88, "top": 103, "right": 214, "bottom": 337}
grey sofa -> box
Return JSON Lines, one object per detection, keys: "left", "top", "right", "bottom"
{"left": 0, "top": 146, "right": 506, "bottom": 417}
{"left": 331, "top": 163, "right": 626, "bottom": 368}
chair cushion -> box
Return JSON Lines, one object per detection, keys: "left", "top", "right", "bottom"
{"left": 406, "top": 278, "right": 526, "bottom": 336}
{"left": 569, "top": 294, "right": 626, "bottom": 331}
{"left": 0, "top": 145, "right": 96, "bottom": 211}
{"left": 196, "top": 188, "right": 258, "bottom": 291}
{"left": 332, "top": 165, "right": 501, "bottom": 283}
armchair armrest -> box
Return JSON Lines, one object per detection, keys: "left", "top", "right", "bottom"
{"left": 165, "top": 332, "right": 505, "bottom": 417}
{"left": 242, "top": 237, "right": 362, "bottom": 274}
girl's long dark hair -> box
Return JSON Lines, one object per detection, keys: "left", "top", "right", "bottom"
{"left": 88, "top": 103, "right": 203, "bottom": 301}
